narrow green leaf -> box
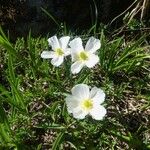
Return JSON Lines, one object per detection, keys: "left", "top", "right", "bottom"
{"left": 115, "top": 46, "right": 149, "bottom": 66}
{"left": 0, "top": 26, "right": 9, "bottom": 41}
{"left": 112, "top": 54, "right": 150, "bottom": 72}
{"left": 52, "top": 132, "right": 64, "bottom": 150}
{"left": 8, "top": 54, "right": 16, "bottom": 84}
{"left": 0, "top": 102, "right": 10, "bottom": 131}
{"left": 41, "top": 7, "right": 60, "bottom": 27}
{"left": 35, "top": 124, "right": 65, "bottom": 130}
{"left": 8, "top": 78, "right": 25, "bottom": 110}
{"left": 0, "top": 28, "right": 16, "bottom": 56}
{"left": 0, "top": 124, "right": 12, "bottom": 144}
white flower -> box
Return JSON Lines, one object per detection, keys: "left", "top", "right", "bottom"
{"left": 41, "top": 35, "right": 70, "bottom": 66}
{"left": 65, "top": 84, "right": 106, "bottom": 120}
{"left": 69, "top": 37, "right": 101, "bottom": 74}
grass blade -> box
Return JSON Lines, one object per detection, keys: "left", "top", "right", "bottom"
{"left": 0, "top": 102, "right": 10, "bottom": 130}
{"left": 52, "top": 132, "right": 64, "bottom": 150}
{"left": 0, "top": 28, "right": 16, "bottom": 57}
{"left": 41, "top": 7, "right": 60, "bottom": 27}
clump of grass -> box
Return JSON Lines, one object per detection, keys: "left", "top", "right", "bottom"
{"left": 0, "top": 26, "right": 150, "bottom": 150}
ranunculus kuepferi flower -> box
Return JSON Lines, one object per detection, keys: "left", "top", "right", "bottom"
{"left": 65, "top": 84, "right": 106, "bottom": 120}
{"left": 69, "top": 37, "right": 101, "bottom": 74}
{"left": 41, "top": 35, "right": 70, "bottom": 66}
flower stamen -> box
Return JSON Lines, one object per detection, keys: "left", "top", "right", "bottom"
{"left": 81, "top": 99, "right": 93, "bottom": 111}
{"left": 78, "top": 51, "right": 89, "bottom": 61}
{"left": 55, "top": 48, "right": 64, "bottom": 56}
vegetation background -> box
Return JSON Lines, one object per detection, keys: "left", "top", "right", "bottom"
{"left": 0, "top": 0, "right": 150, "bottom": 149}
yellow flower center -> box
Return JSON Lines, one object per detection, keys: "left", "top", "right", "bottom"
{"left": 81, "top": 99, "right": 93, "bottom": 111}
{"left": 78, "top": 51, "right": 89, "bottom": 61}
{"left": 55, "top": 48, "right": 64, "bottom": 56}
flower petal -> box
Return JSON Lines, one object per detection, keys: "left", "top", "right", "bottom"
{"left": 71, "top": 84, "right": 90, "bottom": 100}
{"left": 71, "top": 61, "right": 84, "bottom": 74}
{"left": 72, "top": 107, "right": 87, "bottom": 119}
{"left": 71, "top": 52, "right": 78, "bottom": 62}
{"left": 85, "top": 53, "right": 99, "bottom": 68}
{"left": 59, "top": 36, "right": 70, "bottom": 50}
{"left": 90, "top": 87, "right": 105, "bottom": 104}
{"left": 65, "top": 95, "right": 79, "bottom": 113}
{"left": 90, "top": 105, "right": 106, "bottom": 120}
{"left": 41, "top": 51, "right": 55, "bottom": 59}
{"left": 64, "top": 48, "right": 71, "bottom": 56}
{"left": 51, "top": 56, "right": 64, "bottom": 66}
{"left": 85, "top": 37, "right": 101, "bottom": 53}
{"left": 69, "top": 37, "right": 84, "bottom": 53}
{"left": 48, "top": 36, "right": 60, "bottom": 50}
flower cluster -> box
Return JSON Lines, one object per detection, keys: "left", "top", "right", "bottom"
{"left": 41, "top": 35, "right": 100, "bottom": 74}
{"left": 41, "top": 35, "right": 106, "bottom": 120}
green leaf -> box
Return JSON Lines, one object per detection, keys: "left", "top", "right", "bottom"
{"left": 41, "top": 8, "right": 60, "bottom": 27}
{"left": 52, "top": 132, "right": 65, "bottom": 150}
{"left": 0, "top": 27, "right": 16, "bottom": 57}
{"left": 0, "top": 102, "right": 10, "bottom": 130}
{"left": 0, "top": 85, "right": 25, "bottom": 111}
{"left": 0, "top": 124, "right": 12, "bottom": 144}
{"left": 35, "top": 124, "right": 65, "bottom": 130}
